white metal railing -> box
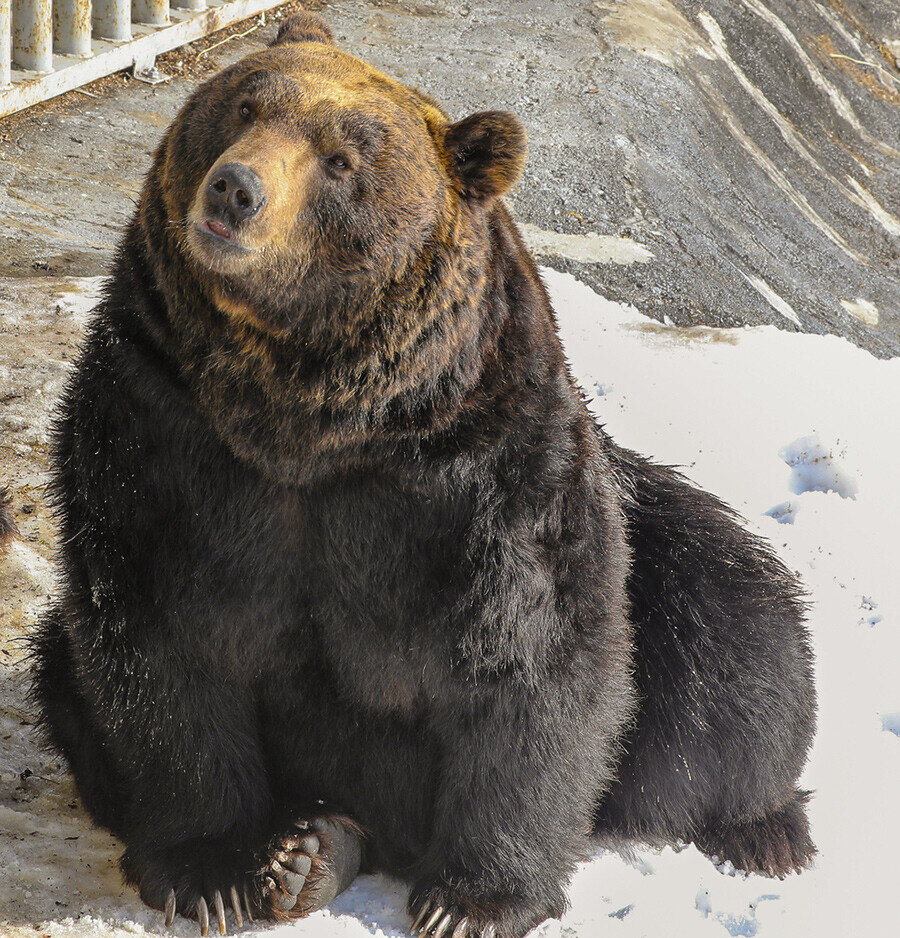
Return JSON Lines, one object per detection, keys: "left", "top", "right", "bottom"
{"left": 0, "top": 0, "right": 287, "bottom": 118}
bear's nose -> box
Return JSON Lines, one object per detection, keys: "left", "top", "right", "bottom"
{"left": 206, "top": 163, "right": 267, "bottom": 224}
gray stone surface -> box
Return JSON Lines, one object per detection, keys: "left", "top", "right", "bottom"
{"left": 0, "top": 0, "right": 898, "bottom": 359}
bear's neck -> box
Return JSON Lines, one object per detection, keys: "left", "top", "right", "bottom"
{"left": 123, "top": 200, "right": 565, "bottom": 485}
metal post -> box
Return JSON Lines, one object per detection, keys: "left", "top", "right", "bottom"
{"left": 133, "top": 0, "right": 168, "bottom": 26}
{"left": 0, "top": 0, "right": 11, "bottom": 88}
{"left": 171, "top": 0, "right": 205, "bottom": 12}
{"left": 55, "top": 0, "right": 93, "bottom": 56}
{"left": 93, "top": 0, "right": 130, "bottom": 41}
{"left": 12, "top": 0, "right": 53, "bottom": 72}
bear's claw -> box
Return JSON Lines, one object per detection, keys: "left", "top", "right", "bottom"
{"left": 230, "top": 886, "right": 244, "bottom": 927}
{"left": 162, "top": 883, "right": 247, "bottom": 935}
{"left": 196, "top": 896, "right": 209, "bottom": 936}
{"left": 213, "top": 889, "right": 226, "bottom": 934}
{"left": 411, "top": 900, "right": 497, "bottom": 938}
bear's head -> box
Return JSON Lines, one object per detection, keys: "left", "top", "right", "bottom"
{"left": 134, "top": 12, "right": 546, "bottom": 481}
{"left": 143, "top": 12, "right": 527, "bottom": 338}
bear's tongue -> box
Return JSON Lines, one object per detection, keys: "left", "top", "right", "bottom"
{"left": 205, "top": 219, "right": 232, "bottom": 240}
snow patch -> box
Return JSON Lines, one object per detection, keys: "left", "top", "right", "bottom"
{"left": 3, "top": 541, "right": 56, "bottom": 594}
{"left": 50, "top": 277, "right": 107, "bottom": 327}
{"left": 840, "top": 297, "right": 879, "bottom": 326}
{"left": 519, "top": 223, "right": 654, "bottom": 265}
{"left": 764, "top": 500, "right": 797, "bottom": 524}
{"left": 740, "top": 270, "right": 802, "bottom": 327}
{"left": 879, "top": 713, "right": 900, "bottom": 737}
{"left": 779, "top": 434, "right": 858, "bottom": 499}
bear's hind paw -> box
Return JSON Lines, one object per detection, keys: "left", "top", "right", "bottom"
{"left": 695, "top": 790, "right": 817, "bottom": 879}
{"left": 254, "top": 815, "right": 363, "bottom": 920}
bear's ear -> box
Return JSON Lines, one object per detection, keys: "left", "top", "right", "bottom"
{"left": 270, "top": 13, "right": 334, "bottom": 47}
{"left": 443, "top": 111, "right": 527, "bottom": 202}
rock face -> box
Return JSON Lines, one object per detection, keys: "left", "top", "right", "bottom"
{"left": 566, "top": 0, "right": 900, "bottom": 356}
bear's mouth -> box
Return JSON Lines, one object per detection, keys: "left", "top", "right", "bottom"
{"left": 204, "top": 219, "right": 232, "bottom": 241}
{"left": 192, "top": 220, "right": 258, "bottom": 257}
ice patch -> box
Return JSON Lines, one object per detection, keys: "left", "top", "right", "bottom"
{"left": 695, "top": 886, "right": 712, "bottom": 916}
{"left": 696, "top": 885, "right": 777, "bottom": 937}
{"left": 593, "top": 380, "right": 614, "bottom": 397}
{"left": 764, "top": 501, "right": 798, "bottom": 524}
{"left": 717, "top": 914, "right": 760, "bottom": 938}
{"left": 879, "top": 713, "right": 900, "bottom": 737}
{"left": 858, "top": 597, "right": 883, "bottom": 628}
{"left": 779, "top": 434, "right": 858, "bottom": 498}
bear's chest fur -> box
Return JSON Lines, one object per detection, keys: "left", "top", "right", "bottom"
{"left": 294, "top": 475, "right": 473, "bottom": 715}
{"left": 203, "top": 464, "right": 480, "bottom": 717}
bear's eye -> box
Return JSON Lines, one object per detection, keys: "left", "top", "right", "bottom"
{"left": 325, "top": 154, "right": 350, "bottom": 173}
{"left": 238, "top": 102, "right": 254, "bottom": 121}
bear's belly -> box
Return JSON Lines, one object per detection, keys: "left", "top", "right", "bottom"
{"left": 297, "top": 476, "right": 469, "bottom": 717}
{"left": 306, "top": 565, "right": 457, "bottom": 717}
{"left": 327, "top": 636, "right": 424, "bottom": 714}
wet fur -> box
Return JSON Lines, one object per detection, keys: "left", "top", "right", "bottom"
{"left": 30, "top": 14, "right": 815, "bottom": 937}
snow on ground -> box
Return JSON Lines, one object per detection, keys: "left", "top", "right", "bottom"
{"left": 2, "top": 269, "right": 898, "bottom": 938}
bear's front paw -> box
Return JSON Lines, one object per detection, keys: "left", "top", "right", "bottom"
{"left": 160, "top": 884, "right": 249, "bottom": 936}
{"left": 408, "top": 884, "right": 559, "bottom": 938}
{"left": 253, "top": 815, "right": 363, "bottom": 920}
{"left": 125, "top": 815, "right": 362, "bottom": 933}
{"left": 122, "top": 838, "right": 255, "bottom": 935}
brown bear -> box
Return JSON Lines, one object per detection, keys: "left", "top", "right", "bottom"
{"left": 31, "top": 12, "right": 816, "bottom": 938}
